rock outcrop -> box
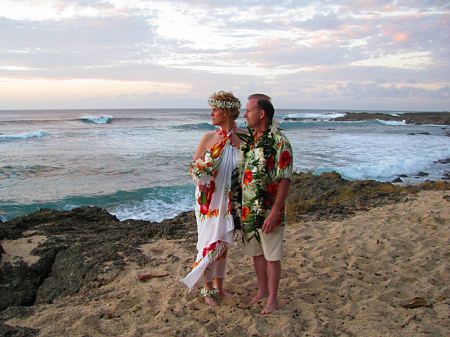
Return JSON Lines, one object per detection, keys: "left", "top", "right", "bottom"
{"left": 1, "top": 173, "right": 449, "bottom": 336}
{"left": 332, "top": 111, "right": 450, "bottom": 125}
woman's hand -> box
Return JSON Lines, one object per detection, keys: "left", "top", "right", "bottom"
{"left": 198, "top": 184, "right": 206, "bottom": 192}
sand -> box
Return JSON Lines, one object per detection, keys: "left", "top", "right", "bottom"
{"left": 5, "top": 190, "right": 450, "bottom": 336}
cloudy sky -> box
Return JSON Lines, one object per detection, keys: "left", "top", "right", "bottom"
{"left": 1, "top": 0, "right": 449, "bottom": 111}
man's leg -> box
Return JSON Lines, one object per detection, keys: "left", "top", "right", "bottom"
{"left": 251, "top": 254, "right": 269, "bottom": 304}
{"left": 263, "top": 260, "right": 281, "bottom": 314}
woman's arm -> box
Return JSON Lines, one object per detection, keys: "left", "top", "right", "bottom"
{"left": 192, "top": 132, "right": 215, "bottom": 191}
{"left": 193, "top": 133, "right": 211, "bottom": 161}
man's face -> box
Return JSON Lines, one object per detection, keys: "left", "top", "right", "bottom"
{"left": 244, "top": 99, "right": 261, "bottom": 129}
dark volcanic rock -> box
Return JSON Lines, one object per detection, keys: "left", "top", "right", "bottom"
{"left": 0, "top": 307, "right": 39, "bottom": 336}
{"left": 285, "top": 171, "right": 407, "bottom": 222}
{"left": 0, "top": 206, "right": 196, "bottom": 313}
{"left": 0, "top": 323, "right": 39, "bottom": 337}
{"left": 435, "top": 158, "right": 450, "bottom": 164}
{"left": 1, "top": 174, "right": 449, "bottom": 336}
{"left": 332, "top": 112, "right": 450, "bottom": 125}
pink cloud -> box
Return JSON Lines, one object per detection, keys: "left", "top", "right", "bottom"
{"left": 393, "top": 33, "right": 407, "bottom": 42}
{"left": 53, "top": 1, "right": 68, "bottom": 11}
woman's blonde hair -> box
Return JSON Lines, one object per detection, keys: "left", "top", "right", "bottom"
{"left": 208, "top": 91, "right": 241, "bottom": 120}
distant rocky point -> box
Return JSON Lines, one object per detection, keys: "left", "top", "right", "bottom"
{"left": 283, "top": 112, "right": 450, "bottom": 125}
{"left": 332, "top": 111, "right": 450, "bottom": 125}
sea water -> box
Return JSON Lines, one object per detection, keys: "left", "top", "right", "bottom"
{"left": 1, "top": 109, "right": 449, "bottom": 222}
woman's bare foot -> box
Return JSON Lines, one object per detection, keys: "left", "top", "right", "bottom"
{"left": 205, "top": 297, "right": 220, "bottom": 306}
{"left": 250, "top": 291, "right": 269, "bottom": 304}
{"left": 217, "top": 290, "right": 232, "bottom": 298}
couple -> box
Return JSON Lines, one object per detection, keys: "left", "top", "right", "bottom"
{"left": 180, "top": 91, "right": 293, "bottom": 315}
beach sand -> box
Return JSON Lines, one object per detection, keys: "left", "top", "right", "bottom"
{"left": 4, "top": 190, "right": 450, "bottom": 336}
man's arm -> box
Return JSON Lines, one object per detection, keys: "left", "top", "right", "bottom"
{"left": 261, "top": 178, "right": 291, "bottom": 234}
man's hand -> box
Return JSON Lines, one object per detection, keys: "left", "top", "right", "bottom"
{"left": 261, "top": 178, "right": 291, "bottom": 234}
{"left": 261, "top": 211, "right": 278, "bottom": 234}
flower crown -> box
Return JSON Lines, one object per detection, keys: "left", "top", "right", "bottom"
{"left": 208, "top": 98, "right": 241, "bottom": 110}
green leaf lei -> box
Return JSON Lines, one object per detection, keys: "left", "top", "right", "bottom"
{"left": 234, "top": 120, "right": 281, "bottom": 243}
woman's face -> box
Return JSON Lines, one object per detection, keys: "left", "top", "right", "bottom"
{"left": 210, "top": 106, "right": 228, "bottom": 126}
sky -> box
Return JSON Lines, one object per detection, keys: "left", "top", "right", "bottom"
{"left": 1, "top": 0, "right": 449, "bottom": 111}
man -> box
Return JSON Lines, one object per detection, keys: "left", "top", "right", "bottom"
{"left": 240, "top": 93, "right": 293, "bottom": 314}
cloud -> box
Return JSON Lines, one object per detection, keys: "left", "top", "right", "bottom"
{"left": 0, "top": 0, "right": 449, "bottom": 110}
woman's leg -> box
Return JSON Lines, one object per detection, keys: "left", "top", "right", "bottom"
{"left": 212, "top": 256, "right": 232, "bottom": 297}
{"left": 204, "top": 280, "right": 219, "bottom": 306}
{"left": 214, "top": 277, "right": 232, "bottom": 297}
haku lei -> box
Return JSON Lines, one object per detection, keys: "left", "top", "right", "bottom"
{"left": 208, "top": 99, "right": 241, "bottom": 110}
{"left": 235, "top": 120, "right": 281, "bottom": 243}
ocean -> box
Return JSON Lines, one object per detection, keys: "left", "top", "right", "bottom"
{"left": 1, "top": 108, "right": 449, "bottom": 223}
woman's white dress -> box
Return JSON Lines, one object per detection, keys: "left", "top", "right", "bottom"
{"left": 180, "top": 127, "right": 239, "bottom": 290}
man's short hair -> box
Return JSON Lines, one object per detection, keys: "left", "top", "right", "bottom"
{"left": 248, "top": 93, "right": 271, "bottom": 101}
{"left": 248, "top": 93, "right": 274, "bottom": 121}
{"left": 258, "top": 99, "right": 274, "bottom": 121}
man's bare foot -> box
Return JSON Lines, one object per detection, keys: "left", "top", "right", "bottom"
{"left": 262, "top": 301, "right": 277, "bottom": 314}
{"left": 217, "top": 290, "right": 232, "bottom": 298}
{"left": 250, "top": 292, "right": 269, "bottom": 304}
{"left": 205, "top": 297, "right": 219, "bottom": 306}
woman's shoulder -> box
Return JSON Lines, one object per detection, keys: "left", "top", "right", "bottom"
{"left": 198, "top": 130, "right": 221, "bottom": 149}
{"left": 201, "top": 130, "right": 219, "bottom": 141}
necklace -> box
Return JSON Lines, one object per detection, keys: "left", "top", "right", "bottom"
{"left": 235, "top": 120, "right": 281, "bottom": 242}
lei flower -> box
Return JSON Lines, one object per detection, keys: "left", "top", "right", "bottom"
{"left": 235, "top": 120, "right": 281, "bottom": 243}
{"left": 190, "top": 150, "right": 215, "bottom": 187}
{"left": 208, "top": 99, "right": 241, "bottom": 110}
{"left": 190, "top": 150, "right": 220, "bottom": 215}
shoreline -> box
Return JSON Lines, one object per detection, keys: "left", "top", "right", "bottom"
{"left": 0, "top": 186, "right": 449, "bottom": 336}
{"left": 1, "top": 155, "right": 450, "bottom": 223}
{"left": 1, "top": 175, "right": 450, "bottom": 336}
{"left": 333, "top": 111, "right": 450, "bottom": 125}
{"left": 2, "top": 109, "right": 449, "bottom": 224}
{"left": 283, "top": 111, "right": 450, "bottom": 126}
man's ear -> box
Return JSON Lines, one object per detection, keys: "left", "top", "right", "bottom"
{"left": 259, "top": 109, "right": 266, "bottom": 120}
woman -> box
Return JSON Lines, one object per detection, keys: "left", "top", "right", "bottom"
{"left": 180, "top": 91, "right": 245, "bottom": 306}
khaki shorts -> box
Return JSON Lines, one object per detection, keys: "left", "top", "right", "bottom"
{"left": 243, "top": 226, "right": 285, "bottom": 261}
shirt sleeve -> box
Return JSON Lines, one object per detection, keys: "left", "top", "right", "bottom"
{"left": 275, "top": 134, "right": 293, "bottom": 180}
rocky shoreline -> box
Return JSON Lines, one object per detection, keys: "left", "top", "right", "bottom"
{"left": 333, "top": 111, "right": 450, "bottom": 126}
{"left": 285, "top": 111, "right": 450, "bottom": 127}
{"left": 286, "top": 111, "right": 450, "bottom": 183}
{"left": 1, "top": 172, "right": 450, "bottom": 336}
{"left": 284, "top": 111, "right": 450, "bottom": 126}
{"left": 0, "top": 206, "right": 197, "bottom": 336}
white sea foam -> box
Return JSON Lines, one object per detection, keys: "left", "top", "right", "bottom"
{"left": 377, "top": 119, "right": 407, "bottom": 126}
{"left": 0, "top": 130, "right": 49, "bottom": 139}
{"left": 283, "top": 112, "right": 346, "bottom": 120}
{"left": 111, "top": 187, "right": 194, "bottom": 222}
{"left": 316, "top": 153, "right": 449, "bottom": 182}
{"left": 82, "top": 116, "right": 113, "bottom": 124}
